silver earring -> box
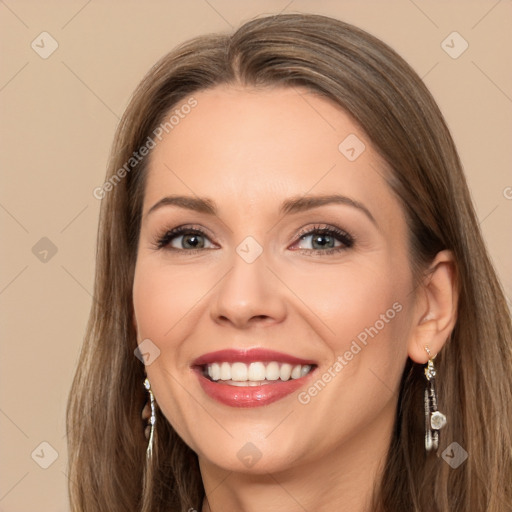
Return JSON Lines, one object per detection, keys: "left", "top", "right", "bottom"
{"left": 424, "top": 347, "right": 447, "bottom": 452}
{"left": 144, "top": 377, "right": 156, "bottom": 460}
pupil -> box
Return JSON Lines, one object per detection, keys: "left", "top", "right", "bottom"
{"left": 312, "top": 234, "right": 333, "bottom": 249}
{"left": 184, "top": 234, "right": 203, "bottom": 249}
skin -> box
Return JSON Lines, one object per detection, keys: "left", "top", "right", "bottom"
{"left": 132, "top": 85, "right": 458, "bottom": 512}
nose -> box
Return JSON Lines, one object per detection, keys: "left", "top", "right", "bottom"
{"left": 209, "top": 247, "right": 287, "bottom": 329}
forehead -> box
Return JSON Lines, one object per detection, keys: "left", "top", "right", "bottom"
{"left": 142, "top": 85, "right": 404, "bottom": 233}
{"left": 150, "top": 85, "right": 366, "bottom": 170}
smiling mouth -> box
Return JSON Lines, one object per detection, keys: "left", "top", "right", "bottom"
{"left": 201, "top": 361, "right": 316, "bottom": 386}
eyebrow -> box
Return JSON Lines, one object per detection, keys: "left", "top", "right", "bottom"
{"left": 145, "top": 194, "right": 377, "bottom": 227}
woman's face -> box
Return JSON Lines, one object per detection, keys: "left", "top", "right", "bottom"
{"left": 133, "top": 85, "right": 419, "bottom": 474}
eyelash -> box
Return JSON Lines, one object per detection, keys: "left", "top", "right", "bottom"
{"left": 152, "top": 224, "right": 355, "bottom": 255}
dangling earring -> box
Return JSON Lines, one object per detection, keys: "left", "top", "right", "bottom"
{"left": 424, "top": 346, "right": 447, "bottom": 452}
{"left": 143, "top": 377, "right": 156, "bottom": 460}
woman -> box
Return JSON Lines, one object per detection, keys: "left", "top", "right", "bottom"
{"left": 66, "top": 13, "right": 512, "bottom": 512}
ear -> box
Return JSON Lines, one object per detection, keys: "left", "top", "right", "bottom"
{"left": 407, "top": 250, "right": 459, "bottom": 364}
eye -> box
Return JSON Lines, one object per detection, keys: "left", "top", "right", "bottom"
{"left": 291, "top": 225, "right": 354, "bottom": 254}
{"left": 153, "top": 225, "right": 215, "bottom": 252}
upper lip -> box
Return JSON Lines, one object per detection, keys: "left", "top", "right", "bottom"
{"left": 192, "top": 348, "right": 317, "bottom": 367}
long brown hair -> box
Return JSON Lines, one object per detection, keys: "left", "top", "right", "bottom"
{"left": 66, "top": 13, "right": 512, "bottom": 511}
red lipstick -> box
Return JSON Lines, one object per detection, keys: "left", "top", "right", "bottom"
{"left": 192, "top": 348, "right": 317, "bottom": 408}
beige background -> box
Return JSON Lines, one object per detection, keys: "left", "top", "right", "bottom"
{"left": 0, "top": 1, "right": 511, "bottom": 510}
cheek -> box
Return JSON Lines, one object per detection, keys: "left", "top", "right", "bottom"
{"left": 290, "top": 265, "right": 411, "bottom": 432}
{"left": 132, "top": 258, "right": 206, "bottom": 341}
{"left": 132, "top": 259, "right": 202, "bottom": 442}
{"left": 280, "top": 256, "right": 413, "bottom": 416}
{"left": 281, "top": 257, "right": 408, "bottom": 346}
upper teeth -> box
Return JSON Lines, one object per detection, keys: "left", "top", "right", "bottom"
{"left": 206, "top": 362, "right": 312, "bottom": 382}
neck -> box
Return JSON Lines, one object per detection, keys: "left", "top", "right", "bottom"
{"left": 199, "top": 404, "right": 395, "bottom": 512}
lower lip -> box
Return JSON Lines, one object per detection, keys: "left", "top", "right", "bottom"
{"left": 194, "top": 368, "right": 315, "bottom": 408}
